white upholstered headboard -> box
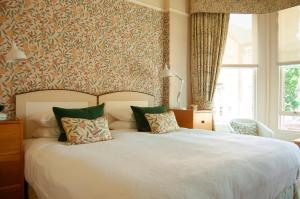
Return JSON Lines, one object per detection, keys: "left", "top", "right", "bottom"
{"left": 16, "top": 90, "right": 97, "bottom": 138}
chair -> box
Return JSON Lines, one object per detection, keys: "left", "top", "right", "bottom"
{"left": 228, "top": 119, "right": 274, "bottom": 138}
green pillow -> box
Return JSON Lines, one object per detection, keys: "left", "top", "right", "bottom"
{"left": 131, "top": 105, "right": 167, "bottom": 132}
{"left": 53, "top": 104, "right": 105, "bottom": 141}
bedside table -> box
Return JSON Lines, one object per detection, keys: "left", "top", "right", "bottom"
{"left": 293, "top": 138, "right": 300, "bottom": 147}
{"left": 0, "top": 118, "right": 24, "bottom": 199}
{"left": 170, "top": 109, "right": 213, "bottom": 130}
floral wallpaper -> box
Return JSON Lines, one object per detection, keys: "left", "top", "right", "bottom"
{"left": 191, "top": 0, "right": 300, "bottom": 14}
{"left": 0, "top": 0, "right": 169, "bottom": 118}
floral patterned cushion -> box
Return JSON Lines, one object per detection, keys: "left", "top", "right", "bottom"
{"left": 145, "top": 111, "right": 179, "bottom": 134}
{"left": 230, "top": 120, "right": 257, "bottom": 136}
{"left": 61, "top": 116, "right": 112, "bottom": 145}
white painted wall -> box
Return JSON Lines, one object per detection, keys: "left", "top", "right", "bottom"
{"left": 168, "top": 1, "right": 191, "bottom": 109}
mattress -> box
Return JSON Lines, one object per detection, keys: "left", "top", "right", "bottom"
{"left": 24, "top": 129, "right": 300, "bottom": 199}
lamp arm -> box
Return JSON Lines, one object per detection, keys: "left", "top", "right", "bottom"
{"left": 175, "top": 74, "right": 183, "bottom": 81}
{"left": 176, "top": 75, "right": 184, "bottom": 108}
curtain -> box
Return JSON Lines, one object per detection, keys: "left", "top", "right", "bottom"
{"left": 191, "top": 0, "right": 300, "bottom": 14}
{"left": 191, "top": 12, "right": 229, "bottom": 110}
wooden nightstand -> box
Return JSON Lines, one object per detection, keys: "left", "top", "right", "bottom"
{"left": 170, "top": 109, "right": 213, "bottom": 131}
{"left": 0, "top": 118, "right": 24, "bottom": 199}
{"left": 293, "top": 138, "right": 300, "bottom": 147}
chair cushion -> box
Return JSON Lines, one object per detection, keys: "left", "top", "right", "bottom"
{"left": 230, "top": 120, "right": 257, "bottom": 136}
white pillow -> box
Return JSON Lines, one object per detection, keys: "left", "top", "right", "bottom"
{"left": 29, "top": 112, "right": 58, "bottom": 128}
{"left": 109, "top": 121, "right": 137, "bottom": 130}
{"left": 105, "top": 101, "right": 148, "bottom": 122}
{"left": 32, "top": 127, "right": 60, "bottom": 138}
{"left": 110, "top": 111, "right": 135, "bottom": 122}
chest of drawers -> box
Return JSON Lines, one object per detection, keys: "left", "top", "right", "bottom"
{"left": 0, "top": 119, "right": 24, "bottom": 199}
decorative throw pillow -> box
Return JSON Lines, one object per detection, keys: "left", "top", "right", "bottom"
{"left": 144, "top": 111, "right": 179, "bottom": 134}
{"left": 53, "top": 104, "right": 105, "bottom": 142}
{"left": 230, "top": 121, "right": 257, "bottom": 136}
{"left": 131, "top": 105, "right": 167, "bottom": 132}
{"left": 61, "top": 116, "right": 112, "bottom": 145}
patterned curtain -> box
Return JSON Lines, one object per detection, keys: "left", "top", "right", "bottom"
{"left": 191, "top": 12, "right": 229, "bottom": 110}
{"left": 191, "top": 0, "right": 300, "bottom": 14}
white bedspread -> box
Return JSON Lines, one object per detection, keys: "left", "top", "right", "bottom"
{"left": 24, "top": 129, "right": 300, "bottom": 199}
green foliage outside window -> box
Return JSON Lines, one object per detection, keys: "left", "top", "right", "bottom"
{"left": 284, "top": 67, "right": 300, "bottom": 112}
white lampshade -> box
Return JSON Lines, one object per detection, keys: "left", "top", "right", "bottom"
{"left": 5, "top": 42, "right": 27, "bottom": 63}
{"left": 161, "top": 64, "right": 175, "bottom": 77}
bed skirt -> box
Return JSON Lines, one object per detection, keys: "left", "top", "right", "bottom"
{"left": 27, "top": 183, "right": 299, "bottom": 199}
{"left": 275, "top": 183, "right": 299, "bottom": 199}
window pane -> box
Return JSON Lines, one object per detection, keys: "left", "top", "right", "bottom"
{"left": 222, "top": 14, "right": 257, "bottom": 64}
{"left": 280, "top": 65, "right": 300, "bottom": 131}
{"left": 213, "top": 68, "right": 256, "bottom": 124}
{"left": 281, "top": 65, "right": 300, "bottom": 112}
{"left": 280, "top": 115, "right": 300, "bottom": 131}
{"left": 279, "top": 6, "right": 300, "bottom": 63}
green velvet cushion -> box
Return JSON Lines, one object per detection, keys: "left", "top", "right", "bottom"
{"left": 131, "top": 105, "right": 167, "bottom": 132}
{"left": 53, "top": 103, "right": 105, "bottom": 141}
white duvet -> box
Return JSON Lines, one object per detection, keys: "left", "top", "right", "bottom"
{"left": 25, "top": 129, "right": 300, "bottom": 199}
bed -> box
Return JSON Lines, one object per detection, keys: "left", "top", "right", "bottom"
{"left": 16, "top": 90, "right": 300, "bottom": 199}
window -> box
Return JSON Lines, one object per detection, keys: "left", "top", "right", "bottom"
{"left": 279, "top": 65, "right": 300, "bottom": 130}
{"left": 278, "top": 7, "right": 300, "bottom": 63}
{"left": 278, "top": 7, "right": 300, "bottom": 131}
{"left": 214, "top": 68, "right": 256, "bottom": 124}
{"left": 213, "top": 14, "right": 257, "bottom": 127}
{"left": 222, "top": 14, "right": 257, "bottom": 64}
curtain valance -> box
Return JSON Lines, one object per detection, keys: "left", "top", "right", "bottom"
{"left": 191, "top": 0, "right": 300, "bottom": 14}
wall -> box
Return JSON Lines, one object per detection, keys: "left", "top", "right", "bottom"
{"left": 128, "top": 0, "right": 167, "bottom": 10}
{"left": 168, "top": 0, "right": 191, "bottom": 108}
{"left": 0, "top": 0, "right": 169, "bottom": 117}
{"left": 132, "top": 0, "right": 191, "bottom": 109}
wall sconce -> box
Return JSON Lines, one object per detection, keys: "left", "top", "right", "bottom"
{"left": 5, "top": 41, "right": 27, "bottom": 63}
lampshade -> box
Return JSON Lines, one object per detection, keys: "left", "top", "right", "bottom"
{"left": 5, "top": 42, "right": 27, "bottom": 63}
{"left": 161, "top": 64, "right": 175, "bottom": 77}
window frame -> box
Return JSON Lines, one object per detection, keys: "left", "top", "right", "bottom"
{"left": 279, "top": 63, "right": 300, "bottom": 116}
{"left": 278, "top": 64, "right": 300, "bottom": 131}
{"left": 220, "top": 65, "right": 258, "bottom": 116}
{"left": 277, "top": 9, "right": 300, "bottom": 132}
{"left": 214, "top": 64, "right": 258, "bottom": 128}
{"left": 213, "top": 13, "right": 259, "bottom": 130}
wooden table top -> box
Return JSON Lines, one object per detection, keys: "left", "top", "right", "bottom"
{"left": 293, "top": 138, "right": 300, "bottom": 147}
{"left": 0, "top": 118, "right": 20, "bottom": 124}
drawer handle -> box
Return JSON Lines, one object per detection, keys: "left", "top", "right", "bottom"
{"left": 201, "top": 120, "right": 205, "bottom": 123}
